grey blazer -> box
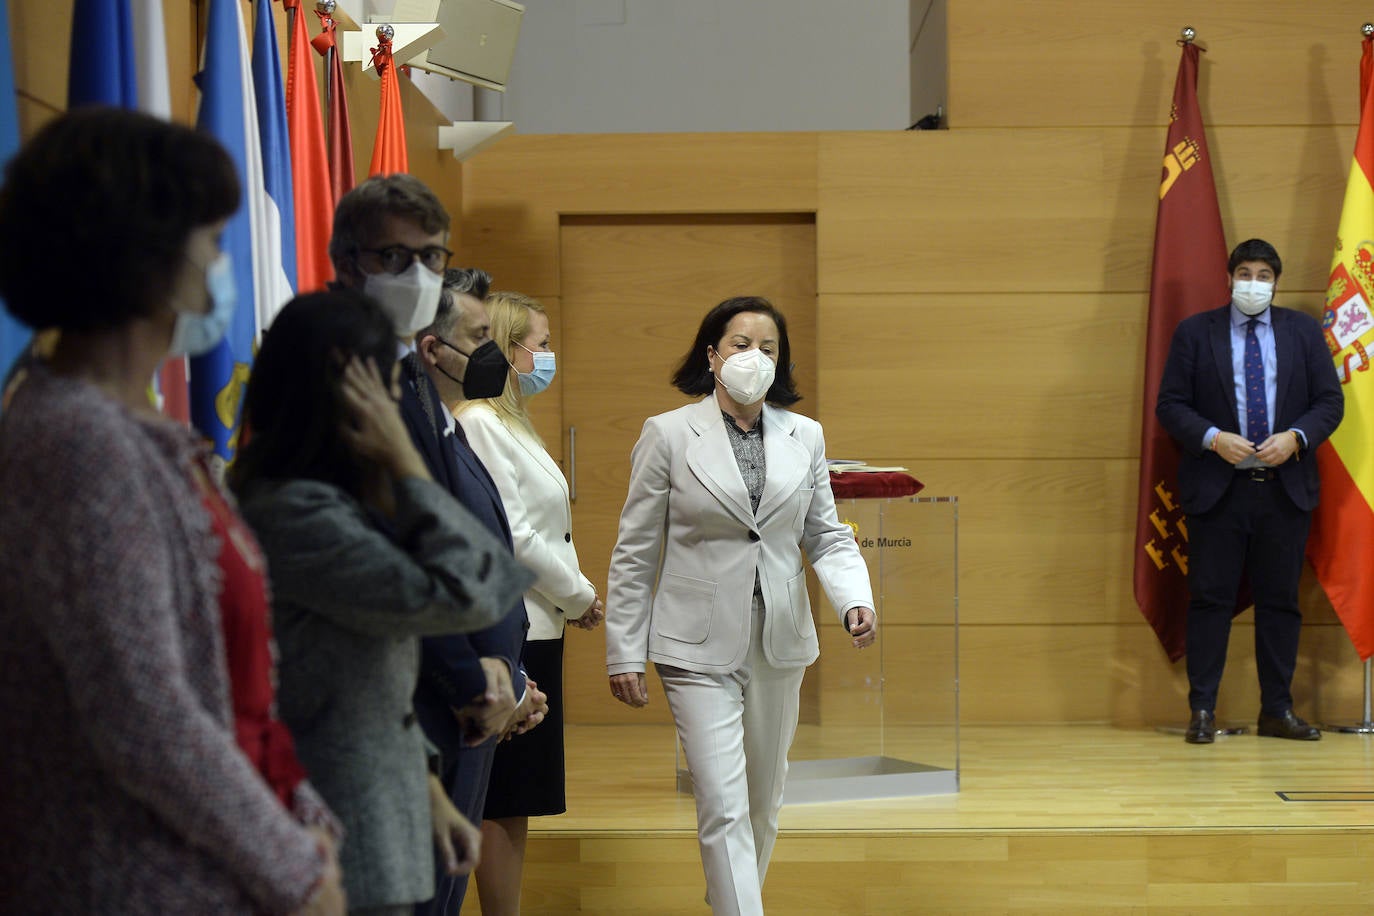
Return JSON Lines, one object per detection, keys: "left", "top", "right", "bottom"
{"left": 238, "top": 476, "right": 534, "bottom": 910}
{"left": 606, "top": 397, "right": 873, "bottom": 677}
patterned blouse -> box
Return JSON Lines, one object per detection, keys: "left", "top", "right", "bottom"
{"left": 722, "top": 409, "right": 766, "bottom": 605}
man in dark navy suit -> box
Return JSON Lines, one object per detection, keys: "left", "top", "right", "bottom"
{"left": 329, "top": 177, "right": 532, "bottom": 913}
{"left": 1157, "top": 239, "right": 1344, "bottom": 744}
{"left": 408, "top": 269, "right": 543, "bottom": 915}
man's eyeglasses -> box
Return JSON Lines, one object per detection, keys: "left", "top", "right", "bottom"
{"left": 360, "top": 244, "right": 453, "bottom": 275}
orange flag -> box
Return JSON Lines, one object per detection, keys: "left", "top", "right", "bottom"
{"left": 1308, "top": 36, "right": 1374, "bottom": 661}
{"left": 369, "top": 31, "right": 409, "bottom": 176}
{"left": 282, "top": 0, "right": 333, "bottom": 292}
{"left": 1134, "top": 41, "right": 1230, "bottom": 661}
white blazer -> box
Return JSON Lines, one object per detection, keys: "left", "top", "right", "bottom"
{"left": 459, "top": 402, "right": 597, "bottom": 641}
{"left": 606, "top": 396, "right": 873, "bottom": 676}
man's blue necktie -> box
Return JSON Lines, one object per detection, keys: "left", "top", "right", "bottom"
{"left": 1244, "top": 318, "right": 1269, "bottom": 442}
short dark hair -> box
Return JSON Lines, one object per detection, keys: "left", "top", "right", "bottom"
{"left": 328, "top": 174, "right": 450, "bottom": 272}
{"left": 1227, "top": 238, "right": 1282, "bottom": 278}
{"left": 0, "top": 107, "right": 239, "bottom": 333}
{"left": 445, "top": 267, "right": 491, "bottom": 299}
{"left": 672, "top": 296, "right": 801, "bottom": 406}
{"left": 425, "top": 267, "right": 492, "bottom": 340}
{"left": 230, "top": 289, "right": 398, "bottom": 499}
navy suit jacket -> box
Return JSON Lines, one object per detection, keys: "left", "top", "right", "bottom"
{"left": 400, "top": 357, "right": 529, "bottom": 755}
{"left": 1156, "top": 304, "right": 1344, "bottom": 514}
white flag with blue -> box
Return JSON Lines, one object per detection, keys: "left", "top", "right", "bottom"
{"left": 253, "top": 0, "right": 297, "bottom": 295}
{"left": 194, "top": 0, "right": 294, "bottom": 460}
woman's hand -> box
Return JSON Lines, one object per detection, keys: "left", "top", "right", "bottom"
{"left": 845, "top": 607, "right": 877, "bottom": 649}
{"left": 568, "top": 595, "right": 605, "bottom": 630}
{"left": 293, "top": 827, "right": 346, "bottom": 915}
{"left": 609, "top": 672, "right": 649, "bottom": 708}
{"left": 337, "top": 356, "right": 430, "bottom": 481}
{"left": 428, "top": 774, "right": 481, "bottom": 876}
{"left": 503, "top": 676, "right": 549, "bottom": 739}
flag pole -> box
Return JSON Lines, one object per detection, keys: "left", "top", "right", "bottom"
{"left": 1321, "top": 659, "right": 1374, "bottom": 733}
{"left": 318, "top": 1, "right": 334, "bottom": 142}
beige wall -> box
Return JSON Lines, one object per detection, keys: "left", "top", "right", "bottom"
{"left": 460, "top": 2, "right": 1374, "bottom": 726}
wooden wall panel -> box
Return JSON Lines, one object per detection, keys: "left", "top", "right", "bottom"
{"left": 818, "top": 127, "right": 1353, "bottom": 296}
{"left": 818, "top": 130, "right": 1157, "bottom": 294}
{"left": 948, "top": 1, "right": 1371, "bottom": 129}
{"left": 956, "top": 620, "right": 1364, "bottom": 727}
{"left": 817, "top": 292, "right": 1146, "bottom": 458}
{"left": 11, "top": 0, "right": 75, "bottom": 116}
{"left": 461, "top": 133, "right": 818, "bottom": 296}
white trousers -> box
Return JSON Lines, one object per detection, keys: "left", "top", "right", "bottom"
{"left": 656, "top": 606, "right": 806, "bottom": 916}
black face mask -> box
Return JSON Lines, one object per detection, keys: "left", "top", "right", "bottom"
{"left": 436, "top": 337, "right": 510, "bottom": 400}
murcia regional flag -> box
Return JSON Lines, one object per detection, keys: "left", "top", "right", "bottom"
{"left": 1134, "top": 40, "right": 1229, "bottom": 661}
{"left": 1308, "top": 35, "right": 1374, "bottom": 662}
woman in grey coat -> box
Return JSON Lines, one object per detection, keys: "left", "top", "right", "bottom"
{"left": 231, "top": 291, "right": 535, "bottom": 915}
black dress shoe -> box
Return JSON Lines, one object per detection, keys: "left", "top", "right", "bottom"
{"left": 1185, "top": 709, "right": 1216, "bottom": 744}
{"left": 1257, "top": 710, "right": 1321, "bottom": 740}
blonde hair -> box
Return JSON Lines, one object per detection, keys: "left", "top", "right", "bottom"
{"left": 458, "top": 290, "right": 546, "bottom": 444}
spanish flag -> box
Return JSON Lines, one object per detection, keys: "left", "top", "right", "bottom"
{"left": 369, "top": 29, "right": 409, "bottom": 176}
{"left": 1307, "top": 35, "right": 1374, "bottom": 662}
{"left": 1134, "top": 41, "right": 1229, "bottom": 661}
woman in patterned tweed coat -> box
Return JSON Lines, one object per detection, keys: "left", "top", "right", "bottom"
{"left": 0, "top": 110, "right": 343, "bottom": 914}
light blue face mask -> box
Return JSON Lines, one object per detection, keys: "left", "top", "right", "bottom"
{"left": 517, "top": 347, "right": 556, "bottom": 396}
{"left": 169, "top": 252, "right": 236, "bottom": 357}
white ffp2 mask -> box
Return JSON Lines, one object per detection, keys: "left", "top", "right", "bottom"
{"left": 364, "top": 261, "right": 443, "bottom": 338}
{"left": 716, "top": 348, "right": 776, "bottom": 405}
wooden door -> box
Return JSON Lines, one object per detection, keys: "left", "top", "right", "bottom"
{"left": 556, "top": 213, "right": 817, "bottom": 724}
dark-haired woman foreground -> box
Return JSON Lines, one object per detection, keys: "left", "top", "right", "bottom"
{"left": 0, "top": 108, "right": 344, "bottom": 914}
{"left": 605, "top": 296, "right": 877, "bottom": 916}
{"left": 231, "top": 290, "right": 534, "bottom": 916}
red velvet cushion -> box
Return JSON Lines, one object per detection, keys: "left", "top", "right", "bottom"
{"left": 829, "top": 471, "right": 924, "bottom": 500}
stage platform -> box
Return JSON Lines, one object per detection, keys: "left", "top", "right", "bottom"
{"left": 459, "top": 723, "right": 1374, "bottom": 914}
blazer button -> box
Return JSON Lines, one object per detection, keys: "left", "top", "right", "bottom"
{"left": 403, "top": 711, "right": 417, "bottom": 728}
{"left": 748, "top": 530, "right": 760, "bottom": 542}
{"left": 564, "top": 532, "right": 571, "bottom": 542}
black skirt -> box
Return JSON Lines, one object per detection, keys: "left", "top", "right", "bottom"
{"left": 482, "top": 635, "right": 566, "bottom": 819}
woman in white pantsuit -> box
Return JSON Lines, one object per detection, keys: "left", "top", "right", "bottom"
{"left": 606, "top": 297, "right": 876, "bottom": 916}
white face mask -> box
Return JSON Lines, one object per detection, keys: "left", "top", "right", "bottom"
{"left": 1232, "top": 279, "right": 1274, "bottom": 316}
{"left": 715, "top": 348, "right": 776, "bottom": 405}
{"left": 169, "top": 252, "right": 236, "bottom": 357}
{"left": 363, "top": 260, "right": 443, "bottom": 338}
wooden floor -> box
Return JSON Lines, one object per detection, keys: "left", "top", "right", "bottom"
{"left": 460, "top": 723, "right": 1374, "bottom": 914}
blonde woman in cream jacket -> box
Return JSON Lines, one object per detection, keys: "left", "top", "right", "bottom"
{"left": 457, "top": 290, "right": 603, "bottom": 916}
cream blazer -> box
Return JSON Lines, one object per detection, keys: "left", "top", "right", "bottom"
{"left": 459, "top": 402, "right": 597, "bottom": 641}
{"left": 606, "top": 396, "right": 873, "bottom": 676}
